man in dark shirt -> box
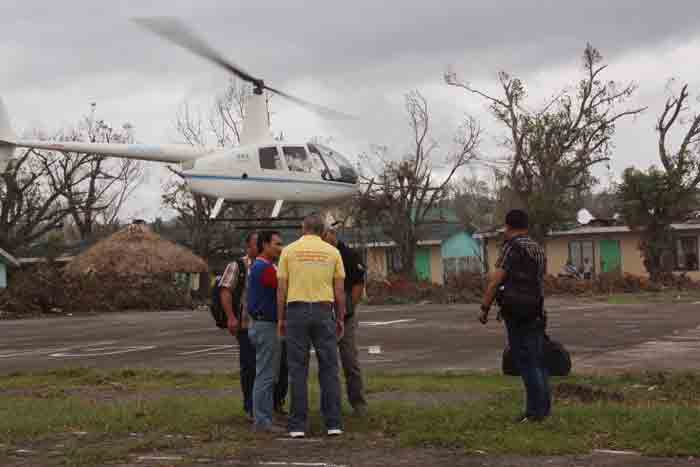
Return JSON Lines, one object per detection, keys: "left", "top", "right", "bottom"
{"left": 479, "top": 209, "right": 551, "bottom": 422}
{"left": 323, "top": 224, "right": 368, "bottom": 416}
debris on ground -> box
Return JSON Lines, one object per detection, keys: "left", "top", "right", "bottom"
{"left": 366, "top": 271, "right": 700, "bottom": 305}
{"left": 0, "top": 263, "right": 192, "bottom": 318}
{"left": 554, "top": 383, "right": 625, "bottom": 403}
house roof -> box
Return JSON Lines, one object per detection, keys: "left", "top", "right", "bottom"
{"left": 0, "top": 247, "right": 20, "bottom": 267}
{"left": 342, "top": 222, "right": 465, "bottom": 248}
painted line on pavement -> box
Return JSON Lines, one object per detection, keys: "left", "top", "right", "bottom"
{"left": 361, "top": 319, "right": 416, "bottom": 327}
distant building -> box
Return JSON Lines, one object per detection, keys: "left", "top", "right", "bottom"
{"left": 344, "top": 209, "right": 482, "bottom": 284}
{"left": 476, "top": 221, "right": 700, "bottom": 279}
{"left": 0, "top": 248, "right": 20, "bottom": 289}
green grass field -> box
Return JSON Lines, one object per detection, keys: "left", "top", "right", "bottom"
{"left": 1, "top": 369, "right": 700, "bottom": 466}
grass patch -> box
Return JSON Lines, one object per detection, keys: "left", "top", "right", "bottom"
{"left": 2, "top": 368, "right": 700, "bottom": 465}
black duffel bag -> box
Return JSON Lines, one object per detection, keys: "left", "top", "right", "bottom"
{"left": 502, "top": 334, "right": 572, "bottom": 377}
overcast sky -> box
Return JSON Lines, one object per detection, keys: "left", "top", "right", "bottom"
{"left": 2, "top": 0, "right": 700, "bottom": 220}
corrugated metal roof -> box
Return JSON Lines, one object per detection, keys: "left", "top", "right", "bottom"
{"left": 341, "top": 222, "right": 465, "bottom": 247}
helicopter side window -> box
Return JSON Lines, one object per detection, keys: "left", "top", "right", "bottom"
{"left": 259, "top": 147, "right": 283, "bottom": 170}
{"left": 283, "top": 146, "right": 321, "bottom": 175}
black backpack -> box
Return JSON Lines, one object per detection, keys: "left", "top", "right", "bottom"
{"left": 210, "top": 258, "right": 247, "bottom": 329}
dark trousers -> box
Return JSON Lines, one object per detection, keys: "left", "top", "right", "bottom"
{"left": 275, "top": 341, "right": 288, "bottom": 410}
{"left": 338, "top": 293, "right": 366, "bottom": 408}
{"left": 286, "top": 302, "right": 342, "bottom": 432}
{"left": 236, "top": 329, "right": 256, "bottom": 416}
{"left": 505, "top": 318, "right": 552, "bottom": 418}
{"left": 238, "top": 329, "right": 288, "bottom": 416}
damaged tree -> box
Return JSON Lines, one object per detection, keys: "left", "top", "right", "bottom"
{"left": 0, "top": 105, "right": 142, "bottom": 251}
{"left": 618, "top": 82, "right": 700, "bottom": 281}
{"left": 0, "top": 148, "right": 70, "bottom": 252}
{"left": 446, "top": 44, "right": 645, "bottom": 240}
{"left": 357, "top": 90, "right": 480, "bottom": 277}
{"left": 54, "top": 106, "right": 143, "bottom": 239}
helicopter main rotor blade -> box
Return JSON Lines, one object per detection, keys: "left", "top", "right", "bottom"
{"left": 132, "top": 17, "right": 357, "bottom": 121}
{"left": 133, "top": 17, "right": 260, "bottom": 86}
{"left": 265, "top": 85, "right": 357, "bottom": 121}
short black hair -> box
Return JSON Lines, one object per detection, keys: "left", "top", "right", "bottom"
{"left": 244, "top": 231, "right": 258, "bottom": 246}
{"left": 505, "top": 209, "right": 529, "bottom": 230}
{"left": 303, "top": 214, "right": 325, "bottom": 235}
{"left": 257, "top": 230, "right": 281, "bottom": 253}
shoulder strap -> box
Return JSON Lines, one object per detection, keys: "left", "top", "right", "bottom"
{"left": 235, "top": 258, "right": 247, "bottom": 278}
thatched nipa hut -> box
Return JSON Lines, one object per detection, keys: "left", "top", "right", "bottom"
{"left": 65, "top": 221, "right": 208, "bottom": 291}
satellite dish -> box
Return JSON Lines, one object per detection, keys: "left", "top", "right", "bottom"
{"left": 577, "top": 209, "right": 595, "bottom": 225}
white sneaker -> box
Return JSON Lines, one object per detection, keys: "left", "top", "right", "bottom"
{"left": 289, "top": 431, "right": 305, "bottom": 439}
{"left": 327, "top": 428, "right": 343, "bottom": 436}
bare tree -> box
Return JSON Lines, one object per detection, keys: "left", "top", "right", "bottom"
{"left": 449, "top": 168, "right": 504, "bottom": 232}
{"left": 447, "top": 44, "right": 645, "bottom": 240}
{"left": 53, "top": 107, "right": 143, "bottom": 239}
{"left": 0, "top": 106, "right": 144, "bottom": 251}
{"left": 0, "top": 148, "right": 71, "bottom": 252}
{"left": 357, "top": 90, "right": 480, "bottom": 277}
{"left": 618, "top": 81, "right": 700, "bottom": 280}
{"left": 657, "top": 83, "right": 700, "bottom": 184}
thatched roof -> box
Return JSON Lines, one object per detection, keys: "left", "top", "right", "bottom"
{"left": 65, "top": 223, "right": 208, "bottom": 276}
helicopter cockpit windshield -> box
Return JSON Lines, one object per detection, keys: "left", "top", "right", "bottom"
{"left": 308, "top": 143, "right": 358, "bottom": 184}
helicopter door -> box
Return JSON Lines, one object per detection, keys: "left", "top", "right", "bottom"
{"left": 259, "top": 146, "right": 285, "bottom": 171}
{"left": 282, "top": 146, "right": 325, "bottom": 179}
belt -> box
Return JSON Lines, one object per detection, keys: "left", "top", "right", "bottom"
{"left": 250, "top": 315, "right": 277, "bottom": 323}
{"left": 288, "top": 301, "right": 333, "bottom": 308}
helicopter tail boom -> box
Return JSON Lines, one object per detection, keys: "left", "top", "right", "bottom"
{"left": 0, "top": 98, "right": 218, "bottom": 169}
{"left": 0, "top": 98, "right": 16, "bottom": 173}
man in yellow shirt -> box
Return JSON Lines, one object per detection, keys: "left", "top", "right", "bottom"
{"left": 277, "top": 214, "right": 346, "bottom": 439}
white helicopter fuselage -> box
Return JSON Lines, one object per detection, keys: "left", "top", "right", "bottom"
{"left": 182, "top": 142, "right": 358, "bottom": 203}
{"left": 0, "top": 92, "right": 359, "bottom": 207}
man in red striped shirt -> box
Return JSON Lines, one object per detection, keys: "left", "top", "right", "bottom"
{"left": 248, "top": 230, "right": 286, "bottom": 433}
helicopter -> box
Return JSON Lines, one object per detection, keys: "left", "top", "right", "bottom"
{"left": 0, "top": 17, "right": 359, "bottom": 219}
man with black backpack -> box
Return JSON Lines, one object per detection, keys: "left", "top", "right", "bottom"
{"left": 479, "top": 209, "right": 551, "bottom": 423}
{"left": 219, "top": 232, "right": 259, "bottom": 422}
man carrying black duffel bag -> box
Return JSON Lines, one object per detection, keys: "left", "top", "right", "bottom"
{"left": 479, "top": 209, "right": 552, "bottom": 423}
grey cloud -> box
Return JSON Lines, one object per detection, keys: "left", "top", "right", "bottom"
{"left": 3, "top": 1, "right": 700, "bottom": 93}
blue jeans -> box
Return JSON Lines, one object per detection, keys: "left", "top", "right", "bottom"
{"left": 505, "top": 317, "right": 551, "bottom": 418}
{"left": 286, "top": 302, "right": 342, "bottom": 432}
{"left": 250, "top": 320, "right": 282, "bottom": 428}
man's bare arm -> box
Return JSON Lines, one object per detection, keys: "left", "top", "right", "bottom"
{"left": 481, "top": 269, "right": 506, "bottom": 311}
{"left": 334, "top": 278, "right": 347, "bottom": 322}
{"left": 221, "top": 288, "right": 235, "bottom": 320}
{"left": 351, "top": 283, "right": 364, "bottom": 308}
{"left": 220, "top": 287, "right": 239, "bottom": 335}
{"left": 277, "top": 279, "right": 289, "bottom": 336}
